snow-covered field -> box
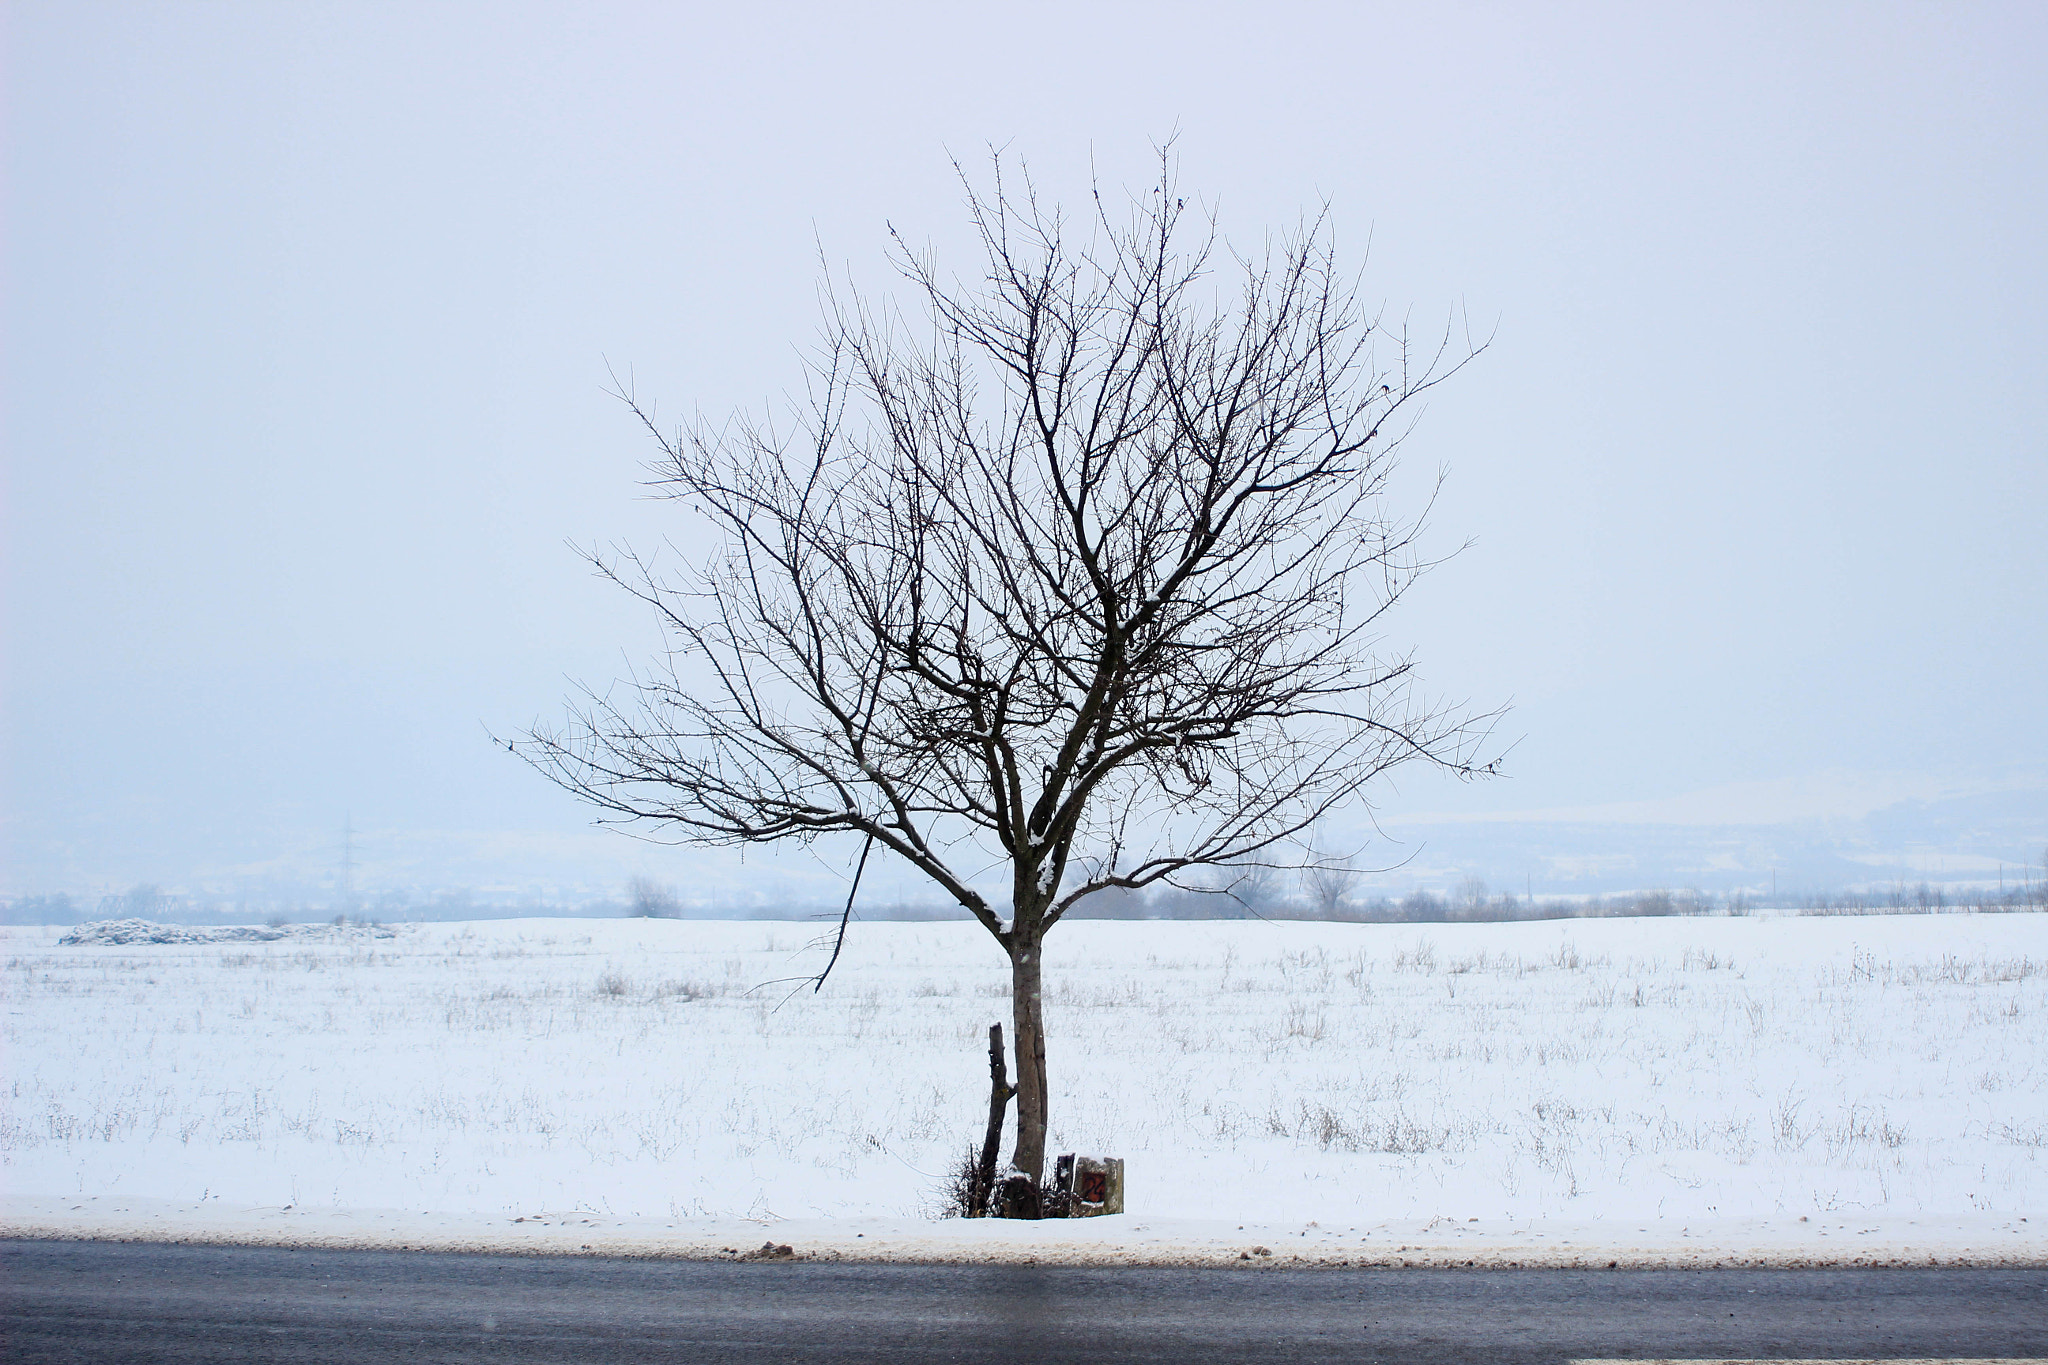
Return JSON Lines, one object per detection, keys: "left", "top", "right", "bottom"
{"left": 4, "top": 913, "right": 2044, "bottom": 1265}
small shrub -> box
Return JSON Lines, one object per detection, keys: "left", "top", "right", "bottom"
{"left": 1302, "top": 1102, "right": 1356, "bottom": 1152}
{"left": 1283, "top": 1002, "right": 1328, "bottom": 1040}
{"left": 935, "top": 1142, "right": 981, "bottom": 1218}
{"left": 1393, "top": 939, "right": 1438, "bottom": 973}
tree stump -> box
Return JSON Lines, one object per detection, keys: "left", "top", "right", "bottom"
{"left": 971, "top": 1023, "right": 1015, "bottom": 1217}
{"left": 997, "top": 1172, "right": 1042, "bottom": 1220}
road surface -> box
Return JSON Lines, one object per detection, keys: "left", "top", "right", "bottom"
{"left": 4, "top": 1239, "right": 2044, "bottom": 1363}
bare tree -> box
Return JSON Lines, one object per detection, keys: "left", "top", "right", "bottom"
{"left": 628, "top": 876, "right": 682, "bottom": 919}
{"left": 515, "top": 154, "right": 1497, "bottom": 1189}
{"left": 1301, "top": 849, "right": 1359, "bottom": 919}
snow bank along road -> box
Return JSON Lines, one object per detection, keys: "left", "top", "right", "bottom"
{"left": 6, "top": 1240, "right": 2046, "bottom": 1364}
{"left": 3, "top": 912, "right": 2043, "bottom": 1264}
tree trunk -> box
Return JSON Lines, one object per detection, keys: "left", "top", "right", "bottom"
{"left": 1008, "top": 935, "right": 1049, "bottom": 1182}
{"left": 972, "top": 1023, "right": 1014, "bottom": 1217}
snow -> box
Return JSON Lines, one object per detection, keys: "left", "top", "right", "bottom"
{"left": 56, "top": 919, "right": 400, "bottom": 946}
{"left": 4, "top": 913, "right": 2044, "bottom": 1265}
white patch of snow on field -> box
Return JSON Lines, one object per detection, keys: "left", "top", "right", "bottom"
{"left": 57, "top": 919, "right": 401, "bottom": 946}
{"left": 2, "top": 914, "right": 2043, "bottom": 1262}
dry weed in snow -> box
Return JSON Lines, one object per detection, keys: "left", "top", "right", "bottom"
{"left": 2, "top": 914, "right": 2042, "bottom": 1226}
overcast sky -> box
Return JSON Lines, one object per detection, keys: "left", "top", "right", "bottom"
{"left": 5, "top": 1, "right": 2043, "bottom": 906}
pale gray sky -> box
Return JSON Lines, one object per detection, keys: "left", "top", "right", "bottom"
{"left": 5, "top": 1, "right": 2043, "bottom": 905}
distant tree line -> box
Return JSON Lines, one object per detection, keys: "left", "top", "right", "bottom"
{"left": 1057, "top": 871, "right": 2048, "bottom": 922}
{"left": 6, "top": 862, "right": 2044, "bottom": 927}
{"left": 0, "top": 885, "right": 631, "bottom": 927}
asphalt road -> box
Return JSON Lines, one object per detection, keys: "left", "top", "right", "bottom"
{"left": 4, "top": 1239, "right": 2044, "bottom": 1364}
